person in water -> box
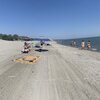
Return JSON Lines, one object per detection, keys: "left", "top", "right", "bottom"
{"left": 70, "top": 40, "right": 76, "bottom": 47}
{"left": 73, "top": 40, "right": 76, "bottom": 47}
{"left": 87, "top": 40, "right": 91, "bottom": 49}
{"left": 81, "top": 40, "right": 85, "bottom": 49}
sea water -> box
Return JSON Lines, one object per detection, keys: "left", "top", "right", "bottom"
{"left": 55, "top": 37, "right": 100, "bottom": 52}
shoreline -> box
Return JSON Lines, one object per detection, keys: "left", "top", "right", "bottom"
{"left": 54, "top": 41, "right": 100, "bottom": 58}
{"left": 56, "top": 41, "right": 100, "bottom": 53}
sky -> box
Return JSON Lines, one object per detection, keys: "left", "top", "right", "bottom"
{"left": 0, "top": 0, "right": 100, "bottom": 39}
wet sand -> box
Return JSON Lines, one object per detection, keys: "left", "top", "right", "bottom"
{"left": 0, "top": 40, "right": 100, "bottom": 100}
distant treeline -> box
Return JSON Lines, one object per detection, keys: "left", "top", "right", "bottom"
{"left": 0, "top": 34, "right": 21, "bottom": 41}
{"left": 0, "top": 34, "right": 32, "bottom": 41}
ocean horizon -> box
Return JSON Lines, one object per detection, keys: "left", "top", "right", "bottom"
{"left": 55, "top": 36, "right": 100, "bottom": 52}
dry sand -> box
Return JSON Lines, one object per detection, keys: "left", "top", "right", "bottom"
{"left": 0, "top": 40, "right": 100, "bottom": 100}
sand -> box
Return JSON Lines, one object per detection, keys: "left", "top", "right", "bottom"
{"left": 0, "top": 40, "right": 100, "bottom": 100}
{"left": 0, "top": 40, "right": 23, "bottom": 62}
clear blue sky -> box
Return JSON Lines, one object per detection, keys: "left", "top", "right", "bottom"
{"left": 0, "top": 0, "right": 100, "bottom": 39}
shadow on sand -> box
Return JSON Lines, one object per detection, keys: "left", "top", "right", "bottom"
{"left": 35, "top": 49, "right": 48, "bottom": 52}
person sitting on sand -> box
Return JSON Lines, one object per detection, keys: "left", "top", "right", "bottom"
{"left": 22, "top": 42, "right": 30, "bottom": 53}
{"left": 81, "top": 40, "right": 85, "bottom": 49}
{"left": 24, "top": 42, "right": 28, "bottom": 49}
{"left": 87, "top": 40, "right": 91, "bottom": 49}
{"left": 40, "top": 40, "right": 44, "bottom": 46}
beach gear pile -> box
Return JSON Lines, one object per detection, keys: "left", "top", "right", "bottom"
{"left": 14, "top": 55, "right": 40, "bottom": 64}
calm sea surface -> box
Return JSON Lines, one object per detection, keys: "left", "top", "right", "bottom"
{"left": 55, "top": 37, "right": 100, "bottom": 52}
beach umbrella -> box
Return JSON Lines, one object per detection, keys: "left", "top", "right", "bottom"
{"left": 32, "top": 36, "right": 51, "bottom": 41}
{"left": 39, "top": 36, "right": 50, "bottom": 41}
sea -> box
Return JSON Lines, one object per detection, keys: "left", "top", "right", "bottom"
{"left": 55, "top": 36, "right": 100, "bottom": 52}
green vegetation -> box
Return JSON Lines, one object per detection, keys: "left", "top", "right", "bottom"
{"left": 0, "top": 34, "right": 20, "bottom": 41}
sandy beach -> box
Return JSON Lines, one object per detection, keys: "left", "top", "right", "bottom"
{"left": 0, "top": 40, "right": 100, "bottom": 100}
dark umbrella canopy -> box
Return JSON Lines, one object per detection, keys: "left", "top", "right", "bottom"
{"left": 32, "top": 38, "right": 51, "bottom": 41}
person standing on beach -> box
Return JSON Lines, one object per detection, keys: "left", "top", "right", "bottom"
{"left": 87, "top": 40, "right": 91, "bottom": 49}
{"left": 81, "top": 40, "right": 85, "bottom": 49}
{"left": 73, "top": 40, "right": 76, "bottom": 47}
